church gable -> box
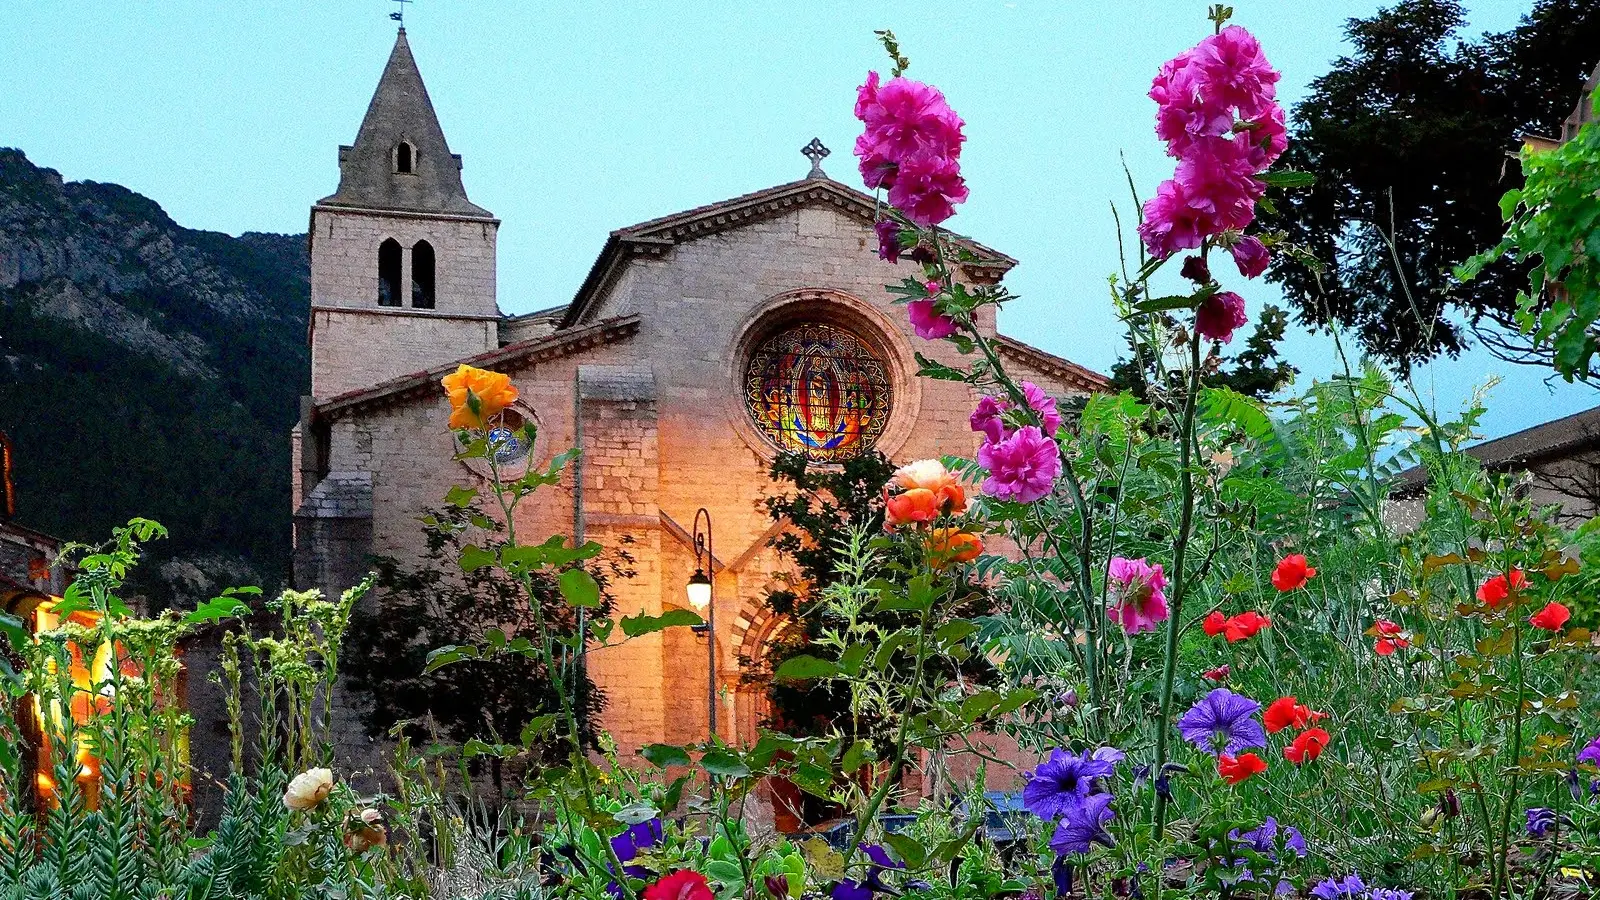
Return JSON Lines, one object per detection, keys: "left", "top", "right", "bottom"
{"left": 563, "top": 172, "right": 1015, "bottom": 329}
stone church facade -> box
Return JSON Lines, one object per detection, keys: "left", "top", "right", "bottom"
{"left": 291, "top": 29, "right": 1108, "bottom": 761}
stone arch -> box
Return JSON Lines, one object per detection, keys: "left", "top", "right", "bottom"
{"left": 394, "top": 140, "right": 415, "bottom": 174}
{"left": 377, "top": 238, "right": 402, "bottom": 306}
{"left": 724, "top": 288, "right": 924, "bottom": 465}
{"left": 732, "top": 600, "right": 803, "bottom": 671}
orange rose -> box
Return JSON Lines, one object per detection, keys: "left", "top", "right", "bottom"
{"left": 884, "top": 460, "right": 965, "bottom": 530}
{"left": 929, "top": 528, "right": 983, "bottom": 567}
{"left": 442, "top": 364, "right": 518, "bottom": 430}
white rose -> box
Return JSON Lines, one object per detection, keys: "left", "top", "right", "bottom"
{"left": 283, "top": 767, "right": 334, "bottom": 811}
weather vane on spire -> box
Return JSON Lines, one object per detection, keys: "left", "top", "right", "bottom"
{"left": 390, "top": 0, "right": 411, "bottom": 25}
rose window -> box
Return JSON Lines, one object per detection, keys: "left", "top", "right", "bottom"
{"left": 743, "top": 322, "right": 892, "bottom": 461}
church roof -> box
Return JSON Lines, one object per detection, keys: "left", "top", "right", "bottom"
{"left": 561, "top": 174, "right": 1017, "bottom": 328}
{"left": 314, "top": 314, "right": 640, "bottom": 421}
{"left": 1394, "top": 402, "right": 1600, "bottom": 497}
{"left": 995, "top": 335, "right": 1112, "bottom": 393}
{"left": 316, "top": 28, "right": 494, "bottom": 219}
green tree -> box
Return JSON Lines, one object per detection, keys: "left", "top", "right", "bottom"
{"left": 344, "top": 502, "right": 623, "bottom": 789}
{"left": 1109, "top": 304, "right": 1297, "bottom": 400}
{"left": 1262, "top": 0, "right": 1600, "bottom": 369}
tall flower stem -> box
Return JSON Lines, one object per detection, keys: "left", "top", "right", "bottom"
{"left": 484, "top": 449, "right": 637, "bottom": 900}
{"left": 1151, "top": 326, "right": 1204, "bottom": 840}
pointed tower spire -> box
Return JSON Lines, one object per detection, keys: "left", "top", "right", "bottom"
{"left": 318, "top": 28, "right": 492, "bottom": 217}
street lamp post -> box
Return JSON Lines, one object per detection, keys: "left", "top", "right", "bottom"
{"left": 685, "top": 508, "right": 716, "bottom": 739}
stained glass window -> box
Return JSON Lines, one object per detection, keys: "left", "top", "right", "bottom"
{"left": 743, "top": 323, "right": 892, "bottom": 461}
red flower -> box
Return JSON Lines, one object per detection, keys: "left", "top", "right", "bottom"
{"left": 1263, "top": 696, "right": 1324, "bottom": 734}
{"left": 1202, "top": 664, "right": 1231, "bottom": 682}
{"left": 1203, "top": 610, "right": 1228, "bottom": 637}
{"left": 1218, "top": 752, "right": 1268, "bottom": 784}
{"left": 1476, "top": 569, "right": 1526, "bottom": 608}
{"left": 1529, "top": 601, "right": 1571, "bottom": 632}
{"left": 1284, "top": 727, "right": 1331, "bottom": 765}
{"left": 1271, "top": 554, "right": 1316, "bottom": 592}
{"left": 1221, "top": 611, "right": 1271, "bottom": 642}
{"left": 1372, "top": 619, "right": 1409, "bottom": 656}
{"left": 645, "top": 871, "right": 716, "bottom": 900}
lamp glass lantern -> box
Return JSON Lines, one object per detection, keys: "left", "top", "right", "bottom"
{"left": 685, "top": 568, "right": 712, "bottom": 613}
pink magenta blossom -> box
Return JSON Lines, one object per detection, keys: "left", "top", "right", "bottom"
{"left": 978, "top": 425, "right": 1060, "bottom": 503}
{"left": 970, "top": 395, "right": 1008, "bottom": 444}
{"left": 1022, "top": 382, "right": 1063, "bottom": 437}
{"left": 1196, "top": 291, "right": 1248, "bottom": 343}
{"left": 1107, "top": 556, "right": 1170, "bottom": 634}
{"left": 907, "top": 299, "right": 958, "bottom": 340}
{"left": 888, "top": 153, "right": 969, "bottom": 226}
{"left": 854, "top": 72, "right": 969, "bottom": 224}
{"left": 1229, "top": 235, "right": 1269, "bottom": 278}
{"left": 875, "top": 218, "right": 902, "bottom": 263}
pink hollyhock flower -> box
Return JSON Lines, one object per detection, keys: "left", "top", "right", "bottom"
{"left": 970, "top": 395, "right": 1009, "bottom": 444}
{"left": 1236, "top": 101, "right": 1288, "bottom": 170}
{"left": 1230, "top": 236, "right": 1269, "bottom": 278}
{"left": 1139, "top": 178, "right": 1209, "bottom": 258}
{"left": 1174, "top": 138, "right": 1264, "bottom": 233}
{"left": 856, "top": 75, "right": 966, "bottom": 162}
{"left": 1180, "top": 255, "right": 1212, "bottom": 283}
{"left": 1196, "top": 291, "right": 1248, "bottom": 343}
{"left": 875, "top": 218, "right": 902, "bottom": 263}
{"left": 907, "top": 299, "right": 958, "bottom": 339}
{"left": 889, "top": 153, "right": 969, "bottom": 226}
{"left": 1191, "top": 26, "right": 1280, "bottom": 120}
{"left": 855, "top": 131, "right": 899, "bottom": 190}
{"left": 1107, "top": 556, "right": 1169, "bottom": 635}
{"left": 1151, "top": 51, "right": 1234, "bottom": 159}
{"left": 1022, "top": 382, "right": 1063, "bottom": 437}
{"left": 978, "top": 425, "right": 1060, "bottom": 503}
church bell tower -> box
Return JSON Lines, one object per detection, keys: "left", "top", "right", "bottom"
{"left": 307, "top": 27, "right": 499, "bottom": 399}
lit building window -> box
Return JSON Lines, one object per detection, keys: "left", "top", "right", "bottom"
{"left": 743, "top": 322, "right": 892, "bottom": 461}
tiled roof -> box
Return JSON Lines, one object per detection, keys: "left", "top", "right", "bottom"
{"left": 315, "top": 314, "right": 640, "bottom": 420}
{"left": 1395, "top": 402, "right": 1600, "bottom": 494}
{"left": 995, "top": 335, "right": 1112, "bottom": 393}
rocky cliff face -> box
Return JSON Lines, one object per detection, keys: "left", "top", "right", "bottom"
{"left": 0, "top": 148, "right": 308, "bottom": 597}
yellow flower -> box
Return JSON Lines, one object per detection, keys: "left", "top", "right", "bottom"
{"left": 442, "top": 364, "right": 519, "bottom": 429}
{"left": 282, "top": 767, "right": 334, "bottom": 811}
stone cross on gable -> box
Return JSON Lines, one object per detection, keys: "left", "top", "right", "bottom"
{"left": 802, "top": 138, "right": 830, "bottom": 179}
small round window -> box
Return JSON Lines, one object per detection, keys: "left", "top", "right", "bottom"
{"left": 457, "top": 408, "right": 535, "bottom": 479}
{"left": 743, "top": 322, "right": 892, "bottom": 461}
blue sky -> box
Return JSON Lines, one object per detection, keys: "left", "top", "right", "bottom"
{"left": 2, "top": 0, "right": 1588, "bottom": 442}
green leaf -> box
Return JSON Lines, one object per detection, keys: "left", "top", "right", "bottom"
{"left": 423, "top": 644, "right": 481, "bottom": 672}
{"left": 520, "top": 714, "right": 558, "bottom": 746}
{"left": 458, "top": 544, "right": 496, "bottom": 572}
{"left": 773, "top": 654, "right": 840, "bottom": 682}
{"left": 840, "top": 741, "right": 873, "bottom": 773}
{"left": 0, "top": 613, "right": 26, "bottom": 652}
{"left": 1131, "top": 294, "right": 1201, "bottom": 314}
{"left": 621, "top": 608, "right": 703, "bottom": 638}
{"left": 838, "top": 643, "right": 870, "bottom": 676}
{"left": 642, "top": 743, "right": 692, "bottom": 768}
{"left": 882, "top": 832, "right": 927, "bottom": 868}
{"left": 558, "top": 568, "right": 601, "bottom": 608}
{"left": 183, "top": 594, "right": 251, "bottom": 625}
{"left": 444, "top": 485, "right": 478, "bottom": 508}
{"left": 700, "top": 749, "right": 751, "bottom": 778}
{"left": 1260, "top": 169, "right": 1316, "bottom": 188}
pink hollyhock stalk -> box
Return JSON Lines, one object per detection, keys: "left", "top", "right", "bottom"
{"left": 978, "top": 425, "right": 1059, "bottom": 503}
{"left": 854, "top": 71, "right": 970, "bottom": 225}
{"left": 888, "top": 153, "right": 969, "bottom": 226}
{"left": 907, "top": 299, "right": 958, "bottom": 339}
{"left": 1107, "top": 556, "right": 1170, "bottom": 634}
{"left": 1196, "top": 291, "right": 1247, "bottom": 343}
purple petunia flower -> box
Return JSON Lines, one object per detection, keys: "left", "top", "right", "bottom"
{"left": 860, "top": 844, "right": 904, "bottom": 891}
{"left": 1526, "top": 807, "right": 1556, "bottom": 838}
{"left": 1023, "top": 748, "right": 1118, "bottom": 820}
{"left": 1177, "top": 688, "right": 1267, "bottom": 756}
{"left": 610, "top": 818, "right": 663, "bottom": 863}
{"left": 1048, "top": 792, "right": 1117, "bottom": 855}
{"left": 1579, "top": 734, "right": 1600, "bottom": 767}
{"left": 1229, "top": 816, "right": 1306, "bottom": 860}
{"left": 1051, "top": 857, "right": 1073, "bottom": 897}
{"left": 1369, "top": 890, "right": 1415, "bottom": 900}
{"left": 831, "top": 881, "right": 871, "bottom": 900}
{"left": 1309, "top": 873, "right": 1365, "bottom": 899}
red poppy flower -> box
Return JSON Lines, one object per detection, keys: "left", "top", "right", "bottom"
{"left": 1263, "top": 696, "right": 1324, "bottom": 734}
{"left": 1271, "top": 554, "right": 1317, "bottom": 592}
{"left": 1476, "top": 569, "right": 1526, "bottom": 608}
{"left": 645, "top": 871, "right": 716, "bottom": 900}
{"left": 1284, "top": 727, "right": 1331, "bottom": 765}
{"left": 1203, "top": 610, "right": 1228, "bottom": 637}
{"left": 1202, "top": 665, "right": 1231, "bottom": 682}
{"left": 1218, "top": 752, "right": 1268, "bottom": 784}
{"left": 1529, "top": 601, "right": 1571, "bottom": 632}
{"left": 1372, "top": 619, "right": 1409, "bottom": 656}
{"left": 1224, "top": 611, "right": 1272, "bottom": 642}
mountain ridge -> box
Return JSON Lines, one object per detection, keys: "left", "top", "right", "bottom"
{"left": 0, "top": 147, "right": 308, "bottom": 598}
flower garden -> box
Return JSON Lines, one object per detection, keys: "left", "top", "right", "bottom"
{"left": 3, "top": 11, "right": 1598, "bottom": 900}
